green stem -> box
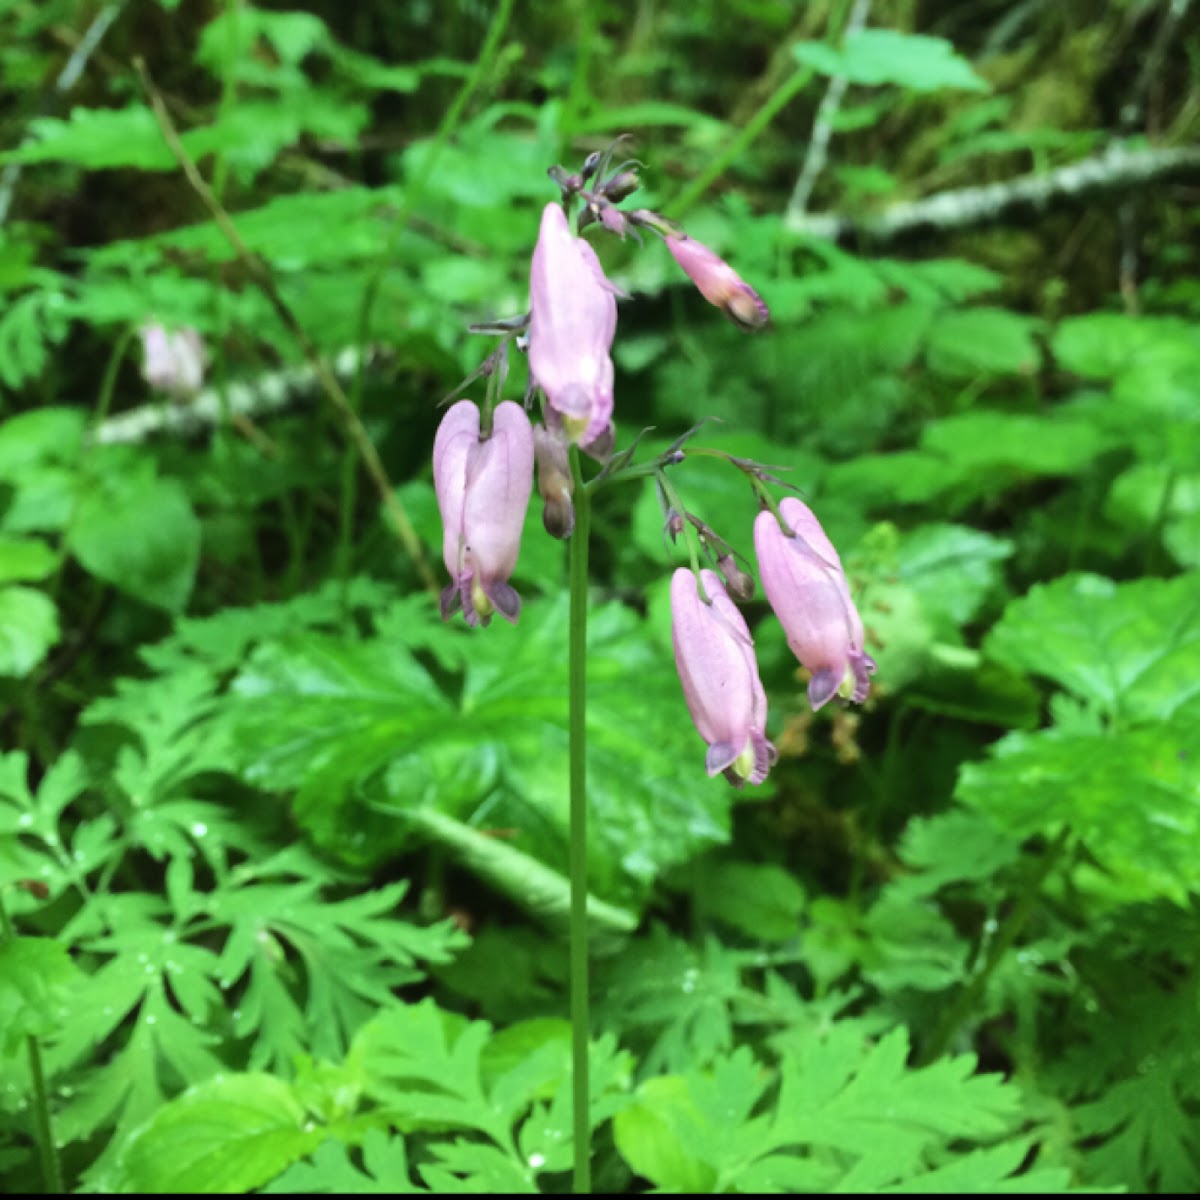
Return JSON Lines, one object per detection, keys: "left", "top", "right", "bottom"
{"left": 671, "top": 66, "right": 813, "bottom": 215}
{"left": 567, "top": 447, "right": 592, "bottom": 1195}
{"left": 919, "top": 827, "right": 1071, "bottom": 1065}
{"left": 0, "top": 895, "right": 62, "bottom": 1194}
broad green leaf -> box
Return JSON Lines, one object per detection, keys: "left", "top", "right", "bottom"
{"left": 956, "top": 713, "right": 1200, "bottom": 903}
{"left": 985, "top": 573, "right": 1200, "bottom": 723}
{"left": 1051, "top": 313, "right": 1195, "bottom": 378}
{"left": 925, "top": 307, "right": 1040, "bottom": 377}
{"left": 0, "top": 407, "right": 85, "bottom": 475}
{"left": 0, "top": 585, "right": 58, "bottom": 676}
{"left": 614, "top": 1075, "right": 720, "bottom": 1192}
{"left": 114, "top": 1074, "right": 326, "bottom": 1193}
{"left": 692, "top": 860, "right": 806, "bottom": 942}
{"left": 0, "top": 106, "right": 173, "bottom": 170}
{"left": 67, "top": 451, "right": 200, "bottom": 612}
{"left": 897, "top": 523, "right": 1013, "bottom": 634}
{"left": 224, "top": 596, "right": 734, "bottom": 912}
{"left": 920, "top": 412, "right": 1110, "bottom": 481}
{"left": 793, "top": 29, "right": 988, "bottom": 93}
{"left": 0, "top": 535, "right": 57, "bottom": 583}
{"left": 0, "top": 936, "right": 80, "bottom": 1053}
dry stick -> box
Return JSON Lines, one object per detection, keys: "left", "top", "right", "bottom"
{"left": 787, "top": 140, "right": 1200, "bottom": 243}
{"left": 133, "top": 57, "right": 439, "bottom": 597}
{"left": 785, "top": 0, "right": 873, "bottom": 222}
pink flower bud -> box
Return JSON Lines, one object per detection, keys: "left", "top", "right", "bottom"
{"left": 434, "top": 399, "right": 534, "bottom": 627}
{"left": 665, "top": 234, "right": 768, "bottom": 331}
{"left": 140, "top": 323, "right": 207, "bottom": 396}
{"left": 533, "top": 423, "right": 575, "bottom": 539}
{"left": 754, "top": 497, "right": 876, "bottom": 710}
{"left": 671, "top": 568, "right": 776, "bottom": 788}
{"left": 528, "top": 203, "right": 618, "bottom": 449}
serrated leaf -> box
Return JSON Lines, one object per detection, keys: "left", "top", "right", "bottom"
{"left": 693, "top": 861, "right": 806, "bottom": 942}
{"left": 793, "top": 29, "right": 988, "bottom": 93}
{"left": 897, "top": 523, "right": 1013, "bottom": 634}
{"left": 956, "top": 712, "right": 1200, "bottom": 903}
{"left": 265, "top": 1129, "right": 423, "bottom": 1193}
{"left": 926, "top": 307, "right": 1040, "bottom": 377}
{"left": 0, "top": 584, "right": 59, "bottom": 676}
{"left": 0, "top": 535, "right": 57, "bottom": 583}
{"left": 985, "top": 573, "right": 1200, "bottom": 723}
{"left": 114, "top": 1074, "right": 325, "bottom": 1193}
{"left": 0, "top": 936, "right": 80, "bottom": 1053}
{"left": 66, "top": 451, "right": 200, "bottom": 613}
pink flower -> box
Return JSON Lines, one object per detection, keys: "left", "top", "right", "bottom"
{"left": 665, "top": 234, "right": 768, "bottom": 330}
{"left": 528, "top": 203, "right": 618, "bottom": 450}
{"left": 140, "top": 323, "right": 207, "bottom": 396}
{"left": 434, "top": 399, "right": 534, "bottom": 627}
{"left": 671, "top": 567, "right": 776, "bottom": 788}
{"left": 754, "top": 497, "right": 875, "bottom": 710}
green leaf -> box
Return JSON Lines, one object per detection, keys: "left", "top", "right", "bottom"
{"left": 223, "top": 596, "right": 734, "bottom": 913}
{"left": 1051, "top": 313, "right": 1193, "bottom": 379}
{"left": 0, "top": 535, "right": 57, "bottom": 583}
{"left": 793, "top": 29, "right": 988, "bottom": 93}
{"left": 67, "top": 450, "right": 200, "bottom": 612}
{"left": 265, "top": 1129, "right": 423, "bottom": 1193}
{"left": 0, "top": 585, "right": 59, "bottom": 677}
{"left": 0, "top": 407, "right": 85, "bottom": 476}
{"left": 957, "top": 712, "right": 1200, "bottom": 903}
{"left": 693, "top": 860, "right": 806, "bottom": 942}
{"left": 114, "top": 1074, "right": 326, "bottom": 1193}
{"left": 0, "top": 936, "right": 80, "bottom": 1053}
{"left": 985, "top": 573, "right": 1200, "bottom": 723}
{"left": 925, "top": 308, "right": 1040, "bottom": 377}
{"left": 897, "top": 524, "right": 1013, "bottom": 634}
{"left": 0, "top": 106, "right": 173, "bottom": 170}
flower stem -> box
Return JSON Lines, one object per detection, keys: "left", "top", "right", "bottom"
{"left": 0, "top": 895, "right": 62, "bottom": 1194}
{"left": 567, "top": 447, "right": 592, "bottom": 1194}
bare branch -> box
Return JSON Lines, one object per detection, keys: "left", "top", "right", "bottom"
{"left": 787, "top": 140, "right": 1200, "bottom": 243}
{"left": 786, "top": 0, "right": 873, "bottom": 222}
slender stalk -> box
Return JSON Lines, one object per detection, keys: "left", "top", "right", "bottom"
{"left": 0, "top": 895, "right": 62, "bottom": 1194}
{"left": 671, "top": 66, "right": 813, "bottom": 216}
{"left": 134, "top": 58, "right": 439, "bottom": 597}
{"left": 919, "top": 827, "right": 1071, "bottom": 1065}
{"left": 567, "top": 447, "right": 592, "bottom": 1195}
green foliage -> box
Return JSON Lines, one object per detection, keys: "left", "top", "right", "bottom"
{"left": 2, "top": 0, "right": 1198, "bottom": 1193}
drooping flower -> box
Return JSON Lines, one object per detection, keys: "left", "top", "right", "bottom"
{"left": 753, "top": 497, "right": 875, "bottom": 710}
{"left": 528, "top": 202, "right": 618, "bottom": 451}
{"left": 665, "top": 234, "right": 768, "bottom": 330}
{"left": 434, "top": 399, "right": 535, "bottom": 627}
{"left": 670, "top": 567, "right": 776, "bottom": 787}
{"left": 140, "top": 323, "right": 207, "bottom": 396}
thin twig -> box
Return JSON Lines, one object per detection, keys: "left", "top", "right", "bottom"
{"left": 786, "top": 0, "right": 873, "bottom": 222}
{"left": 133, "top": 57, "right": 439, "bottom": 596}
{"left": 788, "top": 140, "right": 1200, "bottom": 242}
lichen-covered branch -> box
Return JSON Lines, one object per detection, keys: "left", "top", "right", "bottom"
{"left": 788, "top": 141, "right": 1200, "bottom": 243}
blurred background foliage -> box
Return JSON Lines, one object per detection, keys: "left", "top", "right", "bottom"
{"left": 2, "top": 0, "right": 1199, "bottom": 1193}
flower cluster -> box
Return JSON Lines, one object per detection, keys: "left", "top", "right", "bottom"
{"left": 140, "top": 323, "right": 207, "bottom": 397}
{"left": 432, "top": 145, "right": 874, "bottom": 786}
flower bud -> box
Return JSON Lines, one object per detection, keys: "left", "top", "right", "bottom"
{"left": 534, "top": 423, "right": 575, "bottom": 539}
{"left": 141, "top": 323, "right": 207, "bottom": 396}
{"left": 434, "top": 400, "right": 535, "bottom": 627}
{"left": 665, "top": 234, "right": 768, "bottom": 331}
{"left": 753, "top": 497, "right": 876, "bottom": 710}
{"left": 716, "top": 553, "right": 756, "bottom": 603}
{"left": 671, "top": 568, "right": 776, "bottom": 788}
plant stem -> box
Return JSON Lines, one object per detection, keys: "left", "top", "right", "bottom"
{"left": 0, "top": 895, "right": 62, "bottom": 1194}
{"left": 567, "top": 447, "right": 592, "bottom": 1195}
{"left": 671, "top": 65, "right": 813, "bottom": 216}
{"left": 919, "top": 827, "right": 1071, "bottom": 1065}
